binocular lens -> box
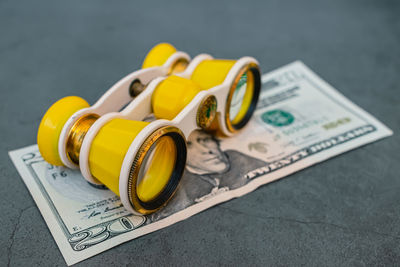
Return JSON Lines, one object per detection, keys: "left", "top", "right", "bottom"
{"left": 226, "top": 65, "right": 261, "bottom": 131}
{"left": 137, "top": 136, "right": 177, "bottom": 202}
{"left": 229, "top": 72, "right": 252, "bottom": 123}
{"left": 128, "top": 126, "right": 187, "bottom": 214}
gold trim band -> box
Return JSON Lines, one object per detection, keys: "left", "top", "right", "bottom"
{"left": 224, "top": 63, "right": 261, "bottom": 133}
{"left": 127, "top": 126, "right": 187, "bottom": 214}
{"left": 66, "top": 114, "right": 99, "bottom": 165}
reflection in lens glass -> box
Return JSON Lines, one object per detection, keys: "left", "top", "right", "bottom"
{"left": 136, "top": 136, "right": 177, "bottom": 202}
{"left": 228, "top": 70, "right": 255, "bottom": 127}
{"left": 229, "top": 73, "right": 247, "bottom": 121}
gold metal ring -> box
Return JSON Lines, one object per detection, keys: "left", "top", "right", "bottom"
{"left": 66, "top": 113, "right": 99, "bottom": 165}
{"left": 168, "top": 58, "right": 189, "bottom": 75}
{"left": 127, "top": 125, "right": 187, "bottom": 214}
{"left": 197, "top": 95, "right": 217, "bottom": 129}
{"left": 224, "top": 63, "right": 261, "bottom": 133}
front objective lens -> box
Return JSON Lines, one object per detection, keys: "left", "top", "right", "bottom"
{"left": 229, "top": 72, "right": 251, "bottom": 123}
{"left": 136, "top": 136, "right": 177, "bottom": 202}
{"left": 128, "top": 126, "right": 187, "bottom": 214}
{"left": 226, "top": 64, "right": 261, "bottom": 132}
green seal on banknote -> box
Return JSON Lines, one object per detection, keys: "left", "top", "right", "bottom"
{"left": 261, "top": 109, "right": 294, "bottom": 127}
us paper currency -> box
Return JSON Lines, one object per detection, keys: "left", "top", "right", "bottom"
{"left": 9, "top": 61, "right": 393, "bottom": 265}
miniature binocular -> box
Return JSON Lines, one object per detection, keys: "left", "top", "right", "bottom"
{"left": 37, "top": 43, "right": 261, "bottom": 215}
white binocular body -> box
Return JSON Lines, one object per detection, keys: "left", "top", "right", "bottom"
{"left": 38, "top": 43, "right": 261, "bottom": 215}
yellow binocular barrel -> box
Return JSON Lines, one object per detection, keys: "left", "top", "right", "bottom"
{"left": 190, "top": 59, "right": 260, "bottom": 134}
{"left": 38, "top": 48, "right": 261, "bottom": 215}
{"left": 38, "top": 43, "right": 190, "bottom": 168}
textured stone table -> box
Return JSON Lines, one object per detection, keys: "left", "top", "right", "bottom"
{"left": 1, "top": 0, "right": 399, "bottom": 265}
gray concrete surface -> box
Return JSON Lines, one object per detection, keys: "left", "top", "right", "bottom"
{"left": 1, "top": 0, "right": 399, "bottom": 266}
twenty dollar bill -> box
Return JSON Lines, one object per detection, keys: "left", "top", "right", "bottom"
{"left": 9, "top": 61, "right": 393, "bottom": 265}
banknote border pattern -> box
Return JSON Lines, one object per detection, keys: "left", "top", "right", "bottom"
{"left": 21, "top": 152, "right": 145, "bottom": 251}
{"left": 12, "top": 61, "right": 391, "bottom": 257}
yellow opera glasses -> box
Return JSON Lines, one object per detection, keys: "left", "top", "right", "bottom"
{"left": 38, "top": 52, "right": 261, "bottom": 215}
{"left": 37, "top": 43, "right": 190, "bottom": 168}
